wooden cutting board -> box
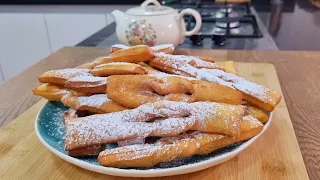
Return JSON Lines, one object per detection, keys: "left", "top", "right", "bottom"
{"left": 0, "top": 62, "right": 309, "bottom": 180}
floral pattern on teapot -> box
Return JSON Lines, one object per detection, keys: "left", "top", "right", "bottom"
{"left": 125, "top": 20, "right": 156, "bottom": 46}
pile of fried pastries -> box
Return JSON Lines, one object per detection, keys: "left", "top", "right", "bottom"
{"left": 33, "top": 44, "right": 281, "bottom": 168}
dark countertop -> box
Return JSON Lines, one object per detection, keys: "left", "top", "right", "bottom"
{"left": 76, "top": 1, "right": 320, "bottom": 50}
{"left": 77, "top": 7, "right": 279, "bottom": 50}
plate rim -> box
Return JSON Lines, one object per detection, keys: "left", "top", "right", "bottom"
{"left": 35, "top": 101, "right": 273, "bottom": 177}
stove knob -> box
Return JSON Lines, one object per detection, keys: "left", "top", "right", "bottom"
{"left": 212, "top": 34, "right": 227, "bottom": 46}
{"left": 190, "top": 34, "right": 203, "bottom": 46}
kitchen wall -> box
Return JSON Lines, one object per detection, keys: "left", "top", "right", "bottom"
{"left": 0, "top": 5, "right": 132, "bottom": 83}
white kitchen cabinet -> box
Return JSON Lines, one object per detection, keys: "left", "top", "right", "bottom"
{"left": 45, "top": 13, "right": 106, "bottom": 52}
{"left": 0, "top": 13, "right": 51, "bottom": 80}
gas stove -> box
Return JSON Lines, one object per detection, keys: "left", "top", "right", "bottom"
{"left": 165, "top": 0, "right": 263, "bottom": 46}
{"left": 79, "top": 1, "right": 278, "bottom": 50}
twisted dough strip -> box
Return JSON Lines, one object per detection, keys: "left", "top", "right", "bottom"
{"left": 90, "top": 62, "right": 147, "bottom": 76}
{"left": 111, "top": 44, "right": 175, "bottom": 55}
{"left": 95, "top": 45, "right": 155, "bottom": 65}
{"left": 64, "top": 101, "right": 245, "bottom": 150}
{"left": 107, "top": 75, "right": 242, "bottom": 108}
{"left": 98, "top": 115, "right": 263, "bottom": 168}
{"left": 64, "top": 76, "right": 107, "bottom": 94}
{"left": 148, "top": 53, "right": 281, "bottom": 111}
{"left": 32, "top": 83, "right": 87, "bottom": 101}
{"left": 61, "top": 93, "right": 127, "bottom": 114}
{"left": 38, "top": 68, "right": 91, "bottom": 85}
{"left": 33, "top": 83, "right": 127, "bottom": 114}
{"left": 62, "top": 109, "right": 106, "bottom": 157}
{"left": 245, "top": 106, "right": 269, "bottom": 123}
{"left": 76, "top": 45, "right": 155, "bottom": 70}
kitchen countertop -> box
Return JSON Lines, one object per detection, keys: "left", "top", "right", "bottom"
{"left": 74, "top": 1, "right": 320, "bottom": 51}
{"left": 0, "top": 47, "right": 319, "bottom": 179}
{"left": 77, "top": 7, "right": 279, "bottom": 50}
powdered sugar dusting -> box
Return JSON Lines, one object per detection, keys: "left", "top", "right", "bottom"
{"left": 148, "top": 71, "right": 197, "bottom": 81}
{"left": 99, "top": 144, "right": 161, "bottom": 160}
{"left": 155, "top": 52, "right": 222, "bottom": 76}
{"left": 45, "top": 68, "right": 91, "bottom": 79}
{"left": 111, "top": 44, "right": 129, "bottom": 49}
{"left": 78, "top": 94, "right": 111, "bottom": 108}
{"left": 243, "top": 115, "right": 263, "bottom": 128}
{"left": 199, "top": 69, "right": 273, "bottom": 103}
{"left": 111, "top": 44, "right": 174, "bottom": 52}
{"left": 118, "top": 137, "right": 145, "bottom": 147}
{"left": 67, "top": 76, "right": 107, "bottom": 83}
{"left": 151, "top": 44, "right": 175, "bottom": 51}
{"left": 95, "top": 62, "right": 137, "bottom": 68}
{"left": 65, "top": 101, "right": 244, "bottom": 150}
{"left": 151, "top": 53, "right": 278, "bottom": 105}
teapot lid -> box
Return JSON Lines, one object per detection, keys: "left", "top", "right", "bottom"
{"left": 126, "top": 0, "right": 175, "bottom": 16}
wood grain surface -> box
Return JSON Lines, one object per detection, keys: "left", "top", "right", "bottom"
{"left": 0, "top": 47, "right": 319, "bottom": 179}
{"left": 0, "top": 62, "right": 309, "bottom": 180}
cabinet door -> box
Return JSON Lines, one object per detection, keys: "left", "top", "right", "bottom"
{"left": 0, "top": 13, "right": 51, "bottom": 80}
{"left": 45, "top": 13, "right": 106, "bottom": 52}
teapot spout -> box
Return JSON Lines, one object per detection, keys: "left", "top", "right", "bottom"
{"left": 111, "top": 10, "right": 125, "bottom": 23}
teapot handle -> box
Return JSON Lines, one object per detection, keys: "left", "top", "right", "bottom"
{"left": 140, "top": 0, "right": 161, "bottom": 9}
{"left": 178, "top": 8, "right": 202, "bottom": 36}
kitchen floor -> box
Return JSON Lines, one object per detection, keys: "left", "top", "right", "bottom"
{"left": 256, "top": 0, "right": 320, "bottom": 50}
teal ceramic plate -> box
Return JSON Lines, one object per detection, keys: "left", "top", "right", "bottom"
{"left": 35, "top": 101, "right": 272, "bottom": 177}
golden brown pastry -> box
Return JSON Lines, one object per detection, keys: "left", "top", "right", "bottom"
{"left": 90, "top": 62, "right": 147, "bottom": 76}
{"left": 148, "top": 53, "right": 281, "bottom": 111}
{"left": 64, "top": 76, "right": 107, "bottom": 94}
{"left": 33, "top": 83, "right": 126, "bottom": 114}
{"left": 61, "top": 93, "right": 127, "bottom": 114}
{"left": 95, "top": 45, "right": 155, "bottom": 65}
{"left": 150, "top": 44, "right": 175, "bottom": 54}
{"left": 216, "top": 61, "right": 237, "bottom": 74}
{"left": 97, "top": 115, "right": 263, "bottom": 168}
{"left": 139, "top": 62, "right": 159, "bottom": 73}
{"left": 38, "top": 68, "right": 92, "bottom": 85}
{"left": 107, "top": 75, "right": 242, "bottom": 108}
{"left": 77, "top": 61, "right": 98, "bottom": 69}
{"left": 110, "top": 44, "right": 175, "bottom": 54}
{"left": 64, "top": 101, "right": 245, "bottom": 150}
{"left": 245, "top": 106, "right": 269, "bottom": 123}
{"left": 32, "top": 83, "right": 87, "bottom": 101}
{"left": 195, "top": 56, "right": 215, "bottom": 63}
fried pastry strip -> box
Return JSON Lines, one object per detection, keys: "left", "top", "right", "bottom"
{"left": 77, "top": 61, "right": 98, "bottom": 69}
{"left": 149, "top": 53, "right": 281, "bottom": 111}
{"left": 117, "top": 137, "right": 146, "bottom": 147}
{"left": 194, "top": 56, "right": 215, "bottom": 62}
{"left": 97, "top": 115, "right": 263, "bottom": 168}
{"left": 90, "top": 62, "right": 147, "bottom": 76}
{"left": 151, "top": 44, "right": 175, "bottom": 54}
{"left": 95, "top": 45, "right": 155, "bottom": 65}
{"left": 139, "top": 62, "right": 159, "bottom": 73}
{"left": 216, "top": 61, "right": 237, "bottom": 74}
{"left": 64, "top": 76, "right": 107, "bottom": 94}
{"left": 38, "top": 68, "right": 92, "bottom": 85}
{"left": 245, "top": 106, "right": 269, "bottom": 123}
{"left": 64, "top": 101, "right": 245, "bottom": 150}
{"left": 61, "top": 93, "right": 127, "bottom": 114}
{"left": 107, "top": 75, "right": 242, "bottom": 108}
{"left": 33, "top": 83, "right": 126, "bottom": 114}
{"left": 32, "top": 83, "right": 87, "bottom": 101}
{"left": 110, "top": 44, "right": 175, "bottom": 54}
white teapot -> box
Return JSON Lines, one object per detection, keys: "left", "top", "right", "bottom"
{"left": 111, "top": 0, "right": 202, "bottom": 47}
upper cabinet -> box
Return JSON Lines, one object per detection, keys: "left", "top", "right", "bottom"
{"left": 45, "top": 13, "right": 106, "bottom": 52}
{"left": 0, "top": 13, "right": 51, "bottom": 80}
